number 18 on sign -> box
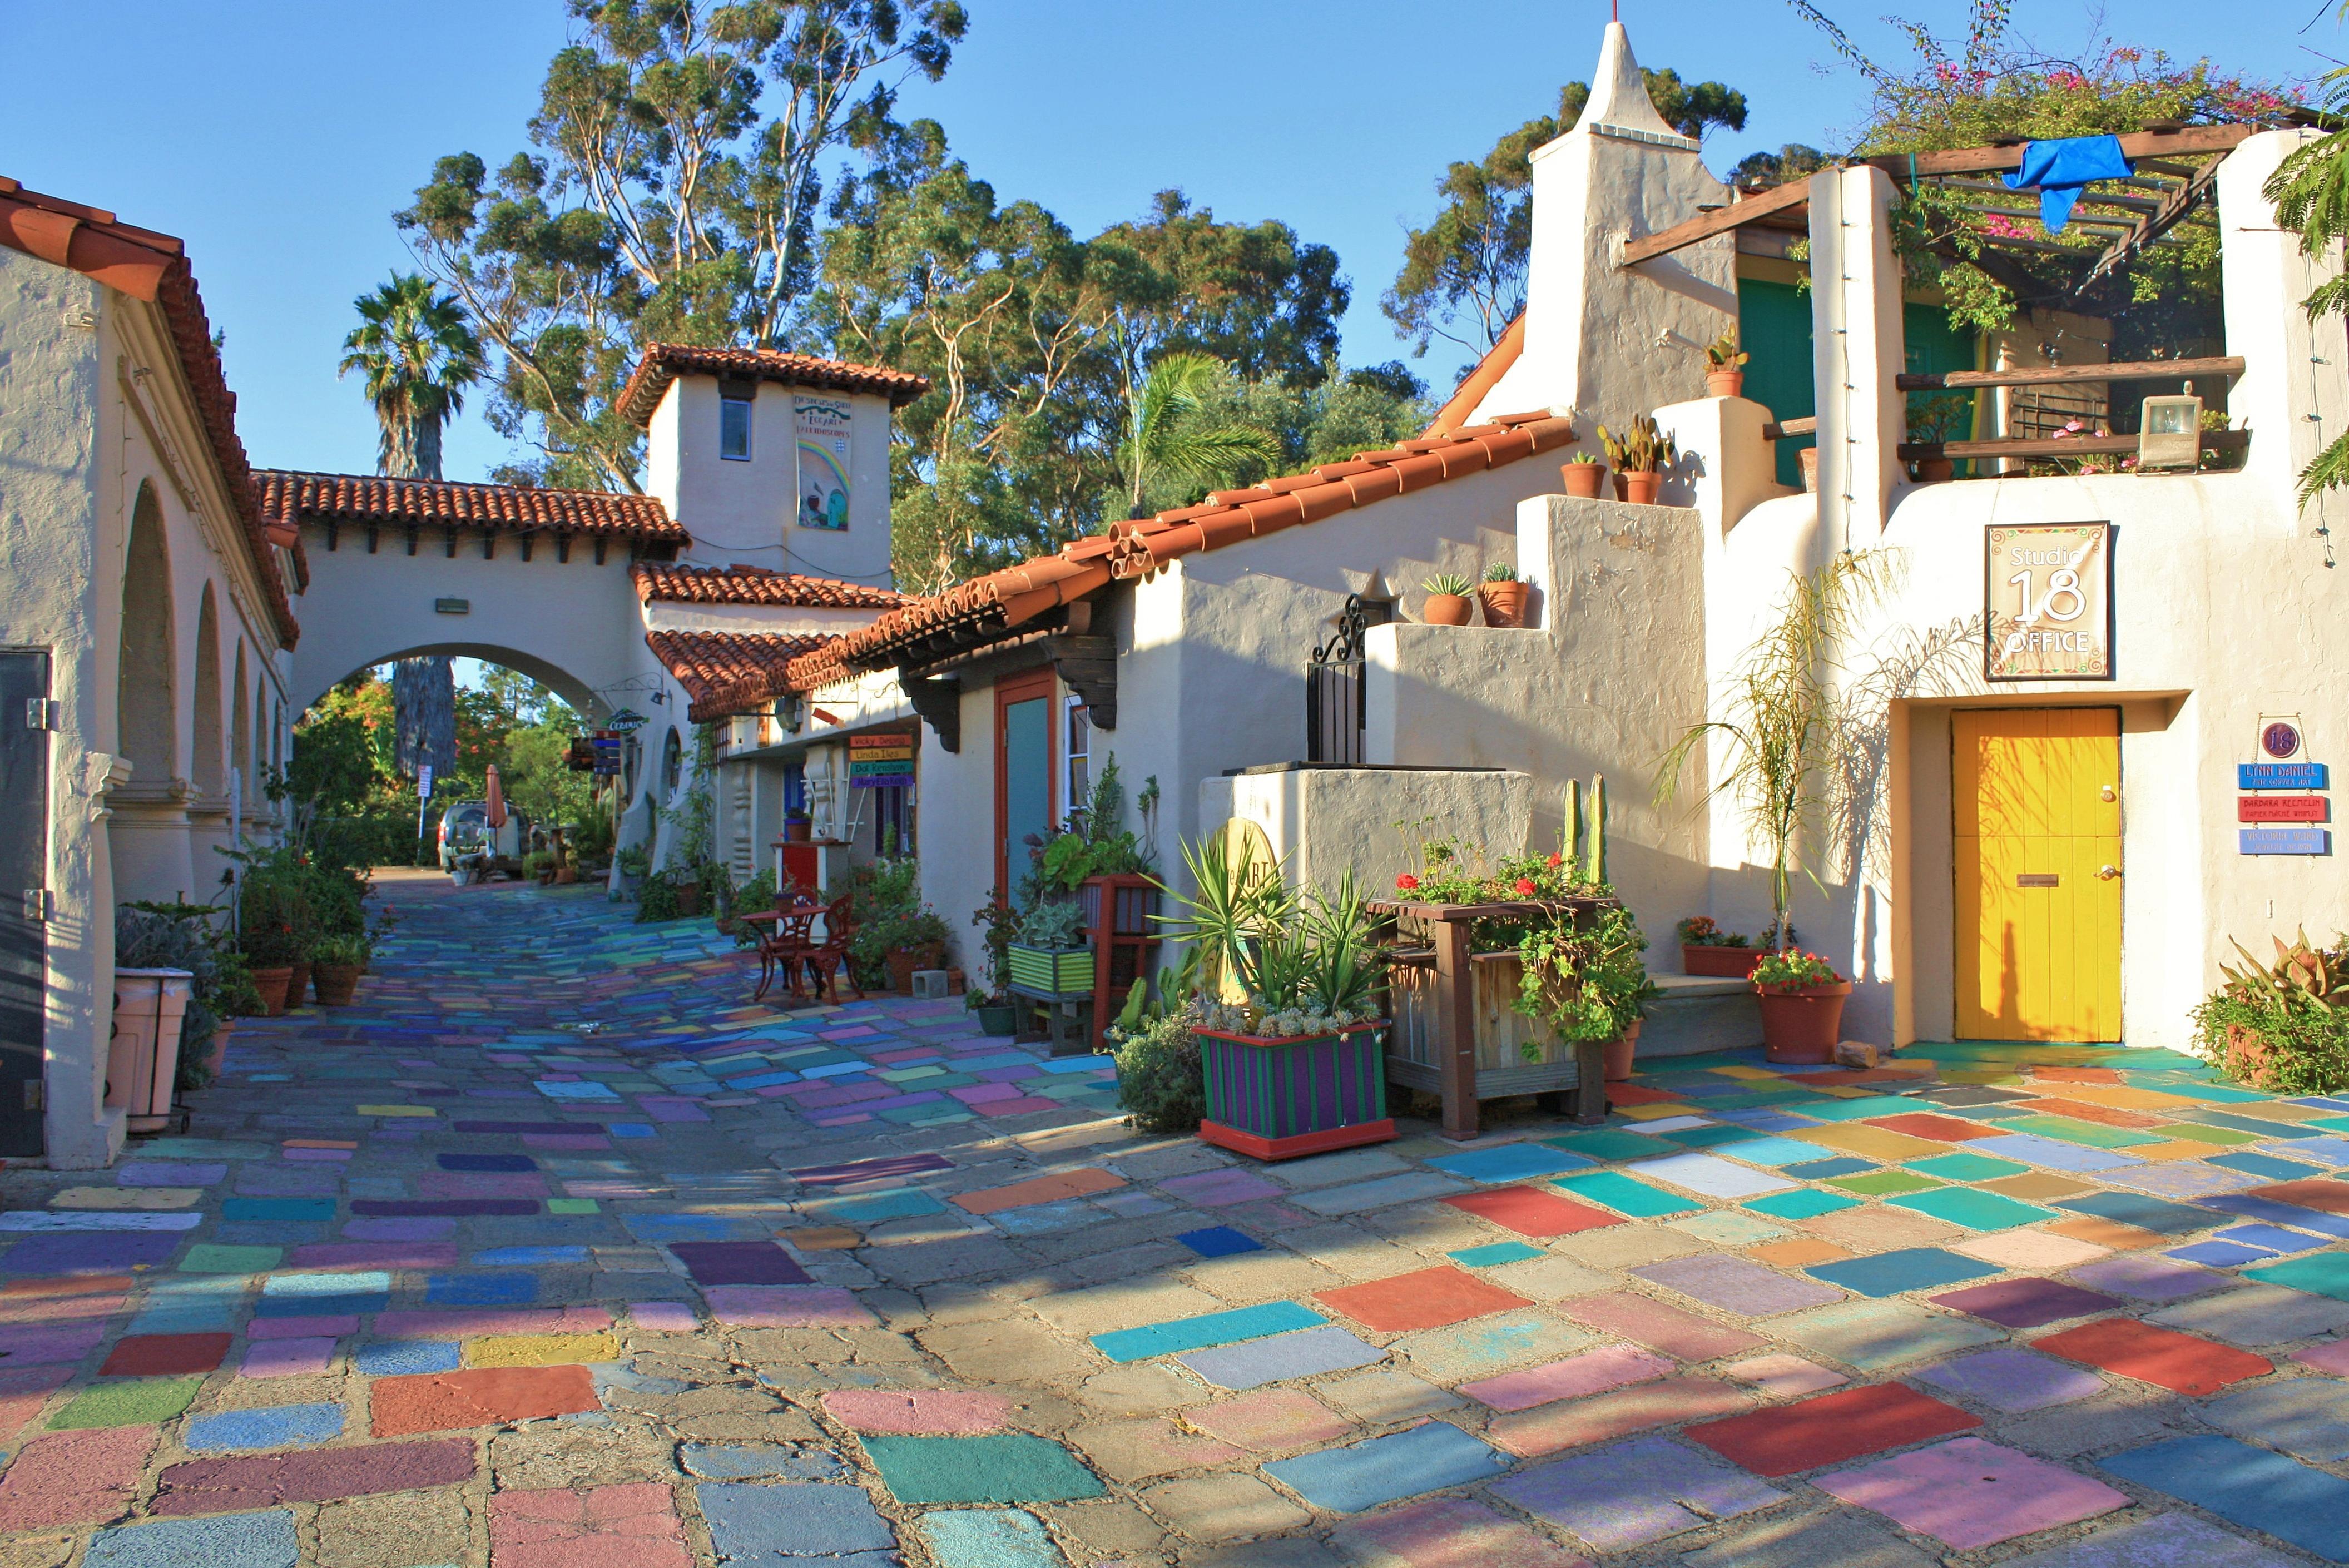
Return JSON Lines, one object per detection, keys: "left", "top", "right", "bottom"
{"left": 1986, "top": 523, "right": 2112, "bottom": 681}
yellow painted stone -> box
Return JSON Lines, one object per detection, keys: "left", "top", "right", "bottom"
{"left": 2214, "top": 1099, "right": 2331, "bottom": 1123}
{"left": 788, "top": 1227, "right": 861, "bottom": 1251}
{"left": 1711, "top": 1067, "right": 1782, "bottom": 1082}
{"left": 51, "top": 1187, "right": 202, "bottom": 1210}
{"left": 464, "top": 1332, "right": 620, "bottom": 1368}
{"left": 1788, "top": 1124, "right": 1946, "bottom": 1162}
{"left": 2043, "top": 1084, "right": 2196, "bottom": 1111}
{"left": 356, "top": 1105, "right": 437, "bottom": 1118}
{"left": 1613, "top": 1103, "right": 1699, "bottom": 1122}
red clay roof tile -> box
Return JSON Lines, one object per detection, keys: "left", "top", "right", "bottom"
{"left": 645, "top": 629, "right": 835, "bottom": 725}
{"left": 617, "top": 344, "right": 931, "bottom": 428}
{"left": 631, "top": 563, "right": 905, "bottom": 611}
{"left": 255, "top": 471, "right": 685, "bottom": 543}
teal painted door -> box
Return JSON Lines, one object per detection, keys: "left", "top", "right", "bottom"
{"left": 996, "top": 673, "right": 1054, "bottom": 900}
{"left": 1738, "top": 278, "right": 1813, "bottom": 488}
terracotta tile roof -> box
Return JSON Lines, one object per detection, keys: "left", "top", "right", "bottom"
{"left": 1425, "top": 314, "right": 1527, "bottom": 438}
{"left": 646, "top": 629, "right": 834, "bottom": 724}
{"left": 631, "top": 562, "right": 905, "bottom": 611}
{"left": 617, "top": 344, "right": 932, "bottom": 427}
{"left": 784, "top": 409, "right": 1577, "bottom": 693}
{"left": 255, "top": 471, "right": 687, "bottom": 544}
{"left": 0, "top": 176, "right": 299, "bottom": 647}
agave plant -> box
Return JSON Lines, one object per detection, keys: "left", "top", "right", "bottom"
{"left": 2219, "top": 929, "right": 2349, "bottom": 1015}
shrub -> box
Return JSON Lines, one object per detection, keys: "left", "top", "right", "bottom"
{"left": 1752, "top": 949, "right": 1843, "bottom": 991}
{"left": 2193, "top": 930, "right": 2349, "bottom": 1094}
{"left": 1111, "top": 1000, "right": 1205, "bottom": 1134}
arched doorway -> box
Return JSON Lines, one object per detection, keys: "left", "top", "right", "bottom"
{"left": 109, "top": 483, "right": 193, "bottom": 903}
{"left": 187, "top": 584, "right": 233, "bottom": 893}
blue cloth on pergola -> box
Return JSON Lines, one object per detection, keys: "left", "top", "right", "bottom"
{"left": 2003, "top": 136, "right": 2134, "bottom": 235}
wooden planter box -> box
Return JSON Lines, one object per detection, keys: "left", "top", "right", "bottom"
{"left": 1196, "top": 1023, "right": 1394, "bottom": 1161}
{"left": 1005, "top": 944, "right": 1094, "bottom": 998}
{"left": 1387, "top": 950, "right": 1588, "bottom": 1100}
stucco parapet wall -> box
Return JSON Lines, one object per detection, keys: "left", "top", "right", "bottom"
{"left": 1203, "top": 767, "right": 1536, "bottom": 897}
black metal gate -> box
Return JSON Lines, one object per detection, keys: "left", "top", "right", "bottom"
{"left": 1306, "top": 595, "right": 1386, "bottom": 765}
{"left": 0, "top": 653, "right": 51, "bottom": 1158}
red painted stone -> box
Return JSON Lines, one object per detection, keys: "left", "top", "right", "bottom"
{"left": 369, "top": 1366, "right": 599, "bottom": 1437}
{"left": 151, "top": 1437, "right": 478, "bottom": 1514}
{"left": 1601, "top": 1085, "right": 1684, "bottom": 1106}
{"left": 0, "top": 1424, "right": 158, "bottom": 1528}
{"left": 1316, "top": 1267, "right": 1535, "bottom": 1333}
{"left": 2030, "top": 1318, "right": 2273, "bottom": 1396}
{"left": 1865, "top": 1113, "right": 1999, "bottom": 1143}
{"left": 100, "top": 1332, "right": 232, "bottom": 1377}
{"left": 2248, "top": 1180, "right": 2349, "bottom": 1217}
{"left": 1684, "top": 1382, "right": 1980, "bottom": 1477}
{"left": 2031, "top": 1067, "right": 2125, "bottom": 1084}
{"left": 0, "top": 1367, "right": 72, "bottom": 1446}
{"left": 1443, "top": 1185, "right": 1624, "bottom": 1239}
{"left": 489, "top": 1481, "right": 692, "bottom": 1568}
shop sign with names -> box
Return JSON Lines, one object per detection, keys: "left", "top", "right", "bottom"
{"left": 2239, "top": 796, "right": 2330, "bottom": 823}
{"left": 1986, "top": 523, "right": 2113, "bottom": 681}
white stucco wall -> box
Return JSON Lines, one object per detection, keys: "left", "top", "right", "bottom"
{"left": 647, "top": 377, "right": 895, "bottom": 587}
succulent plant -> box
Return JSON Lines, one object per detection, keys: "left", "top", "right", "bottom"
{"left": 1598, "top": 414, "right": 1678, "bottom": 475}
{"left": 1706, "top": 327, "right": 1750, "bottom": 368}
{"left": 2221, "top": 929, "right": 2349, "bottom": 1013}
{"left": 1483, "top": 562, "right": 1519, "bottom": 583}
{"left": 1422, "top": 573, "right": 1473, "bottom": 598}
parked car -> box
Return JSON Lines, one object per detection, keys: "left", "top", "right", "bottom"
{"left": 437, "top": 801, "right": 528, "bottom": 876}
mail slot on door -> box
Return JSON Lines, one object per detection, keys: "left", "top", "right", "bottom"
{"left": 2016, "top": 873, "right": 2060, "bottom": 887}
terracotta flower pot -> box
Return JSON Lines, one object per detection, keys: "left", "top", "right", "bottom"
{"left": 1620, "top": 470, "right": 1662, "bottom": 505}
{"left": 1561, "top": 462, "right": 1606, "bottom": 498}
{"left": 1422, "top": 593, "right": 1474, "bottom": 626}
{"left": 2223, "top": 1023, "right": 2278, "bottom": 1090}
{"left": 1706, "top": 369, "right": 1745, "bottom": 398}
{"left": 1683, "top": 944, "right": 1765, "bottom": 979}
{"left": 1756, "top": 981, "right": 1852, "bottom": 1064}
{"left": 1914, "top": 456, "right": 1955, "bottom": 483}
{"left": 313, "top": 963, "right": 361, "bottom": 1008}
{"left": 1800, "top": 446, "right": 1820, "bottom": 493}
{"left": 202, "top": 1020, "right": 234, "bottom": 1078}
{"left": 554, "top": 866, "right": 578, "bottom": 885}
{"left": 1604, "top": 1019, "right": 1643, "bottom": 1082}
{"left": 287, "top": 960, "right": 313, "bottom": 1009}
{"left": 1480, "top": 582, "right": 1530, "bottom": 629}
{"left": 249, "top": 965, "right": 293, "bottom": 1017}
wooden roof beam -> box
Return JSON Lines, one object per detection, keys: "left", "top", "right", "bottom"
{"left": 1620, "top": 178, "right": 1810, "bottom": 266}
{"left": 2076, "top": 150, "right": 2232, "bottom": 295}
{"left": 1864, "top": 124, "right": 2254, "bottom": 181}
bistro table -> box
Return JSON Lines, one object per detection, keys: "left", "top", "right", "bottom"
{"left": 740, "top": 902, "right": 826, "bottom": 1004}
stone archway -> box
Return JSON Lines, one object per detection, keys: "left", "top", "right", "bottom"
{"left": 110, "top": 483, "right": 192, "bottom": 902}
{"left": 298, "top": 644, "right": 608, "bottom": 731}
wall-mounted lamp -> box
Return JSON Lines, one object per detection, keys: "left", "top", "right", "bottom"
{"left": 2137, "top": 395, "right": 2202, "bottom": 472}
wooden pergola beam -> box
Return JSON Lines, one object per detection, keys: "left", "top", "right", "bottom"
{"left": 1620, "top": 178, "right": 1810, "bottom": 266}
{"left": 1897, "top": 355, "right": 2243, "bottom": 392}
{"left": 2077, "top": 151, "right": 2232, "bottom": 294}
{"left": 1862, "top": 124, "right": 2255, "bottom": 181}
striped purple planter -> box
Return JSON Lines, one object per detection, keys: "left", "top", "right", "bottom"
{"left": 1194, "top": 1023, "right": 1395, "bottom": 1162}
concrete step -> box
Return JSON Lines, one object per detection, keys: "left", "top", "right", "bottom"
{"left": 1639, "top": 972, "right": 1761, "bottom": 1058}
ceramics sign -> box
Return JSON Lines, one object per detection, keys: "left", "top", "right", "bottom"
{"left": 1985, "top": 522, "right": 2112, "bottom": 681}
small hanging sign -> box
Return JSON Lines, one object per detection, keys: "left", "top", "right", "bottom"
{"left": 2238, "top": 763, "right": 2329, "bottom": 790}
{"left": 1985, "top": 523, "right": 2113, "bottom": 681}
{"left": 2239, "top": 796, "right": 2330, "bottom": 823}
{"left": 2239, "top": 828, "right": 2331, "bottom": 856}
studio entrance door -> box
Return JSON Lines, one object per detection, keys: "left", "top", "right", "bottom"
{"left": 995, "top": 672, "right": 1054, "bottom": 901}
{"left": 1954, "top": 708, "right": 2122, "bottom": 1041}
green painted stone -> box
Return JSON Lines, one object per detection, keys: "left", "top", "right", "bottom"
{"left": 862, "top": 1435, "right": 1104, "bottom": 1504}
{"left": 1743, "top": 1189, "right": 1860, "bottom": 1219}
{"left": 1827, "top": 1170, "right": 1945, "bottom": 1196}
{"left": 547, "top": 1199, "right": 599, "bottom": 1214}
{"left": 1540, "top": 1129, "right": 1673, "bottom": 1162}
{"left": 1550, "top": 1171, "right": 1701, "bottom": 1218}
{"left": 50, "top": 1377, "right": 202, "bottom": 1430}
{"left": 1885, "top": 1188, "right": 2056, "bottom": 1232}
{"left": 179, "top": 1244, "right": 283, "bottom": 1274}
{"left": 2243, "top": 1254, "right": 2349, "bottom": 1301}
{"left": 1999, "top": 1114, "right": 2164, "bottom": 1149}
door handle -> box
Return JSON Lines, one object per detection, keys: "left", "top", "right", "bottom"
{"left": 2096, "top": 865, "right": 2121, "bottom": 881}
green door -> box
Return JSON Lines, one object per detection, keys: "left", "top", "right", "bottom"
{"left": 1738, "top": 277, "right": 1813, "bottom": 488}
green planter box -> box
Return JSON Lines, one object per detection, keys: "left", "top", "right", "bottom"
{"left": 1006, "top": 944, "right": 1093, "bottom": 996}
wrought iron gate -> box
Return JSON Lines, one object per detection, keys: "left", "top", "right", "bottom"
{"left": 1306, "top": 595, "right": 1385, "bottom": 765}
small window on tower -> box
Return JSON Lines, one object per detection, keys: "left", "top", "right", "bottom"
{"left": 720, "top": 390, "right": 753, "bottom": 460}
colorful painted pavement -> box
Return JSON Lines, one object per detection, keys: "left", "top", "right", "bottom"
{"left": 1, "top": 874, "right": 2347, "bottom": 1564}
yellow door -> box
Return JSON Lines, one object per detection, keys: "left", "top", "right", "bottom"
{"left": 1954, "top": 708, "right": 2122, "bottom": 1040}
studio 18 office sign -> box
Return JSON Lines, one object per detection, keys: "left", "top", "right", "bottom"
{"left": 1986, "top": 523, "right": 2113, "bottom": 681}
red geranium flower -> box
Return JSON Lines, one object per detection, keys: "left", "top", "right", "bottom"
{"left": 1547, "top": 852, "right": 1563, "bottom": 866}
{"left": 1396, "top": 874, "right": 1420, "bottom": 891}
{"left": 1514, "top": 877, "right": 1538, "bottom": 896}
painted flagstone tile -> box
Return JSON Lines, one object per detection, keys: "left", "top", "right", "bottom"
{"left": 1686, "top": 1381, "right": 1980, "bottom": 1476}
{"left": 1491, "top": 1433, "right": 1781, "bottom": 1551}
{"left": 1177, "top": 1325, "right": 1386, "bottom": 1389}
{"left": 1265, "top": 1421, "right": 1506, "bottom": 1512}
{"left": 2099, "top": 1436, "right": 2349, "bottom": 1561}
{"left": 1817, "top": 1436, "right": 2127, "bottom": 1550}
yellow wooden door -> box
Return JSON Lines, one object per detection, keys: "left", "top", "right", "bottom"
{"left": 1954, "top": 708, "right": 2122, "bottom": 1040}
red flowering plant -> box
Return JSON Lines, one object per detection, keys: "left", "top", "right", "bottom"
{"left": 1750, "top": 949, "right": 1845, "bottom": 993}
{"left": 1387, "top": 833, "right": 1608, "bottom": 951}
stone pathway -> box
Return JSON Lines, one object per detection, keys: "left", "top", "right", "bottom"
{"left": 1, "top": 874, "right": 2347, "bottom": 1564}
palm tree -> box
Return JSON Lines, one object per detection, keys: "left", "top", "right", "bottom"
{"left": 1120, "top": 352, "right": 1278, "bottom": 517}
{"left": 339, "top": 274, "right": 483, "bottom": 480}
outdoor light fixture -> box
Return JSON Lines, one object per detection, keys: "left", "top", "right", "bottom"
{"left": 2137, "top": 395, "right": 2202, "bottom": 472}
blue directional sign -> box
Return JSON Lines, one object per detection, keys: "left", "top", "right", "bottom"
{"left": 2239, "top": 763, "right": 2328, "bottom": 790}
{"left": 2240, "top": 828, "right": 2331, "bottom": 856}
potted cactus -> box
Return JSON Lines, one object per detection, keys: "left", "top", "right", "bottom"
{"left": 1706, "top": 327, "right": 1749, "bottom": 398}
{"left": 1420, "top": 573, "right": 1474, "bottom": 626}
{"left": 1600, "top": 415, "right": 1677, "bottom": 505}
{"left": 1480, "top": 564, "right": 1530, "bottom": 629}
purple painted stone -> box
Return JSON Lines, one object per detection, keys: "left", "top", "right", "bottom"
{"left": 0, "top": 1325, "right": 105, "bottom": 1364}
{"left": 289, "top": 1243, "right": 460, "bottom": 1271}
{"left": 283, "top": 1149, "right": 349, "bottom": 1163}
{"left": 2068, "top": 1254, "right": 2228, "bottom": 1303}
{"left": 1158, "top": 1169, "right": 1285, "bottom": 1208}
{"left": 670, "top": 1242, "right": 812, "bottom": 1287}
{"left": 787, "top": 1153, "right": 955, "bottom": 1188}
{"left": 415, "top": 1173, "right": 549, "bottom": 1199}
{"left": 1, "top": 1233, "right": 181, "bottom": 1273}
{"left": 249, "top": 1314, "right": 361, "bottom": 1340}
{"left": 1491, "top": 1433, "right": 1782, "bottom": 1550}
{"left": 118, "top": 1163, "right": 227, "bottom": 1187}
{"left": 1631, "top": 1255, "right": 1845, "bottom": 1317}
{"left": 1913, "top": 1348, "right": 2107, "bottom": 1413}
{"left": 637, "top": 1098, "right": 710, "bottom": 1122}
{"left": 452, "top": 1120, "right": 600, "bottom": 1135}
{"left": 349, "top": 1200, "right": 539, "bottom": 1217}
{"left": 1815, "top": 1436, "right": 2128, "bottom": 1550}
{"left": 1930, "top": 1278, "right": 2120, "bottom": 1328}
{"left": 341, "top": 1218, "right": 458, "bottom": 1242}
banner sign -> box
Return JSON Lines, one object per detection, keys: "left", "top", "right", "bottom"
{"left": 795, "top": 398, "right": 853, "bottom": 532}
{"left": 1986, "top": 523, "right": 2113, "bottom": 681}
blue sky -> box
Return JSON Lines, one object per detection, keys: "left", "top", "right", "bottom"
{"left": 0, "top": 1, "right": 2327, "bottom": 487}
